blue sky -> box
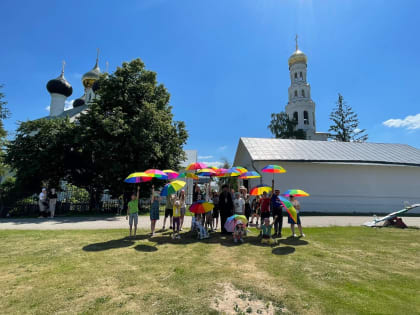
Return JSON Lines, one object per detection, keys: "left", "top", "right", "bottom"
{"left": 1, "top": 0, "right": 420, "bottom": 167}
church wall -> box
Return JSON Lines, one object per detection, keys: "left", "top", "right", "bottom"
{"left": 237, "top": 158, "right": 420, "bottom": 214}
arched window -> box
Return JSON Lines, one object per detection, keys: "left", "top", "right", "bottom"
{"left": 294, "top": 73, "right": 297, "bottom": 79}
{"left": 301, "top": 90, "right": 305, "bottom": 97}
{"left": 294, "top": 90, "right": 298, "bottom": 97}
{"left": 299, "top": 72, "right": 303, "bottom": 78}
{"left": 312, "top": 112, "right": 315, "bottom": 126}
{"left": 293, "top": 112, "right": 298, "bottom": 122}
{"left": 304, "top": 111, "right": 309, "bottom": 125}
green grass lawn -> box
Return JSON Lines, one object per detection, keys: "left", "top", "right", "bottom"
{"left": 0, "top": 227, "right": 419, "bottom": 314}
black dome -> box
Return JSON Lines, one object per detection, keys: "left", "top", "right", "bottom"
{"left": 46, "top": 74, "right": 72, "bottom": 97}
{"left": 73, "top": 98, "right": 85, "bottom": 108}
{"left": 92, "top": 80, "right": 100, "bottom": 92}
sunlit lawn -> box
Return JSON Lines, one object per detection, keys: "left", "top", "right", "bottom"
{"left": 0, "top": 227, "right": 419, "bottom": 314}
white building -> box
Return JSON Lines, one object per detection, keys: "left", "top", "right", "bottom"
{"left": 234, "top": 138, "right": 420, "bottom": 214}
{"left": 286, "top": 36, "right": 329, "bottom": 140}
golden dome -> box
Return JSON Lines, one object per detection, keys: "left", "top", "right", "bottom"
{"left": 288, "top": 49, "right": 307, "bottom": 67}
{"left": 82, "top": 62, "right": 100, "bottom": 88}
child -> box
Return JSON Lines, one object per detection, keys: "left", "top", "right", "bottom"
{"left": 172, "top": 199, "right": 181, "bottom": 239}
{"left": 260, "top": 217, "right": 276, "bottom": 245}
{"left": 233, "top": 220, "right": 245, "bottom": 243}
{"left": 192, "top": 213, "right": 209, "bottom": 239}
{"left": 150, "top": 185, "right": 160, "bottom": 236}
{"left": 126, "top": 186, "right": 140, "bottom": 238}
{"left": 289, "top": 195, "right": 305, "bottom": 237}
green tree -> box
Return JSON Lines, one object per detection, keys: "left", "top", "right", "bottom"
{"left": 0, "top": 85, "right": 11, "bottom": 175}
{"left": 6, "top": 118, "right": 77, "bottom": 193}
{"left": 74, "top": 58, "right": 188, "bottom": 204}
{"left": 329, "top": 93, "right": 368, "bottom": 142}
{"left": 268, "top": 112, "right": 306, "bottom": 139}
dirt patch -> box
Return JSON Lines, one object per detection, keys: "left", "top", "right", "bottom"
{"left": 211, "top": 283, "right": 287, "bottom": 314}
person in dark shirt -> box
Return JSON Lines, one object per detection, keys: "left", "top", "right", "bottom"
{"left": 270, "top": 189, "right": 283, "bottom": 237}
{"left": 218, "top": 184, "right": 234, "bottom": 234}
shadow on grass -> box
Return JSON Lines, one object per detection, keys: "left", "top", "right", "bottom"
{"left": 278, "top": 236, "right": 309, "bottom": 246}
{"left": 272, "top": 246, "right": 295, "bottom": 255}
{"left": 134, "top": 244, "right": 158, "bottom": 252}
{"left": 82, "top": 235, "right": 148, "bottom": 252}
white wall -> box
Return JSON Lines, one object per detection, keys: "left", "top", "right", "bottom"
{"left": 241, "top": 160, "right": 420, "bottom": 214}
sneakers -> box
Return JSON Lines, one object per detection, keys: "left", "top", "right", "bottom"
{"left": 300, "top": 233, "right": 305, "bottom": 237}
{"left": 292, "top": 234, "right": 297, "bottom": 237}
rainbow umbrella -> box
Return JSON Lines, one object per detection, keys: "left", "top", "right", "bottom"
{"left": 124, "top": 172, "right": 153, "bottom": 183}
{"left": 217, "top": 168, "right": 241, "bottom": 177}
{"left": 145, "top": 169, "right": 169, "bottom": 180}
{"left": 279, "top": 196, "right": 298, "bottom": 224}
{"left": 163, "top": 170, "right": 179, "bottom": 180}
{"left": 224, "top": 214, "right": 248, "bottom": 233}
{"left": 186, "top": 162, "right": 207, "bottom": 171}
{"left": 177, "top": 172, "right": 199, "bottom": 180}
{"left": 160, "top": 180, "right": 186, "bottom": 196}
{"left": 214, "top": 168, "right": 228, "bottom": 177}
{"left": 239, "top": 171, "right": 261, "bottom": 179}
{"left": 207, "top": 166, "right": 219, "bottom": 171}
{"left": 189, "top": 200, "right": 214, "bottom": 214}
{"left": 197, "top": 168, "right": 217, "bottom": 176}
{"left": 231, "top": 166, "right": 248, "bottom": 174}
{"left": 250, "top": 185, "right": 272, "bottom": 196}
{"left": 283, "top": 189, "right": 310, "bottom": 197}
{"left": 261, "top": 165, "right": 286, "bottom": 174}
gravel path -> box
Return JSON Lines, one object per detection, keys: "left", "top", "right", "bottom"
{"left": 1, "top": 215, "right": 419, "bottom": 230}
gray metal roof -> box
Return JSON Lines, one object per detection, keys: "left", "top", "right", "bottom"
{"left": 237, "top": 137, "right": 420, "bottom": 167}
{"left": 42, "top": 105, "right": 88, "bottom": 120}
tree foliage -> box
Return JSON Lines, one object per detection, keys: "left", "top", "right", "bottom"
{"left": 329, "top": 93, "right": 368, "bottom": 142}
{"left": 268, "top": 112, "right": 306, "bottom": 139}
{"left": 0, "top": 85, "right": 11, "bottom": 175}
{"left": 6, "top": 59, "right": 188, "bottom": 204}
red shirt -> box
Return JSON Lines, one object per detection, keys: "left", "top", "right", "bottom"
{"left": 260, "top": 197, "right": 270, "bottom": 213}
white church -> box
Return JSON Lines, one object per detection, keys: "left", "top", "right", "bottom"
{"left": 45, "top": 52, "right": 102, "bottom": 121}
{"left": 234, "top": 39, "right": 420, "bottom": 214}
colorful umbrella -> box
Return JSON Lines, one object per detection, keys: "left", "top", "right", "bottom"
{"left": 214, "top": 168, "right": 229, "bottom": 177}
{"left": 163, "top": 169, "right": 179, "bottom": 180}
{"left": 160, "top": 180, "right": 186, "bottom": 196}
{"left": 224, "top": 214, "right": 248, "bottom": 232}
{"left": 189, "top": 200, "right": 214, "bottom": 214}
{"left": 177, "top": 172, "right": 199, "bottom": 180}
{"left": 261, "top": 165, "right": 286, "bottom": 174}
{"left": 217, "top": 168, "right": 241, "bottom": 178}
{"left": 197, "top": 168, "right": 217, "bottom": 176}
{"left": 186, "top": 162, "right": 208, "bottom": 171}
{"left": 207, "top": 166, "right": 219, "bottom": 171}
{"left": 239, "top": 171, "right": 261, "bottom": 179}
{"left": 124, "top": 172, "right": 153, "bottom": 183}
{"left": 249, "top": 185, "right": 272, "bottom": 196}
{"left": 282, "top": 189, "right": 310, "bottom": 197}
{"left": 279, "top": 196, "right": 298, "bottom": 224}
{"left": 231, "top": 166, "right": 248, "bottom": 174}
{"left": 144, "top": 169, "right": 169, "bottom": 180}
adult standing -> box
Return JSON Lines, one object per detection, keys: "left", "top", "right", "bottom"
{"left": 240, "top": 186, "right": 251, "bottom": 224}
{"left": 163, "top": 193, "right": 175, "bottom": 230}
{"left": 289, "top": 195, "right": 305, "bottom": 237}
{"left": 179, "top": 190, "right": 186, "bottom": 230}
{"left": 259, "top": 191, "right": 270, "bottom": 228}
{"left": 218, "top": 184, "right": 234, "bottom": 234}
{"left": 270, "top": 189, "right": 283, "bottom": 237}
{"left": 233, "top": 192, "right": 245, "bottom": 215}
{"left": 48, "top": 188, "right": 58, "bottom": 218}
{"left": 212, "top": 191, "right": 220, "bottom": 230}
{"left": 38, "top": 188, "right": 48, "bottom": 218}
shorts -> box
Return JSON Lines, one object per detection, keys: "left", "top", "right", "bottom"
{"left": 212, "top": 208, "right": 220, "bottom": 218}
{"left": 173, "top": 217, "right": 180, "bottom": 231}
{"left": 180, "top": 207, "right": 186, "bottom": 216}
{"left": 129, "top": 213, "right": 138, "bottom": 226}
{"left": 165, "top": 208, "right": 173, "bottom": 218}
{"left": 261, "top": 212, "right": 270, "bottom": 220}
{"left": 288, "top": 213, "right": 301, "bottom": 225}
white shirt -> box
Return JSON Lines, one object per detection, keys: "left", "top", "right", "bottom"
{"left": 39, "top": 192, "right": 46, "bottom": 201}
{"left": 234, "top": 198, "right": 245, "bottom": 214}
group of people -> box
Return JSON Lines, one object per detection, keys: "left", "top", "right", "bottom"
{"left": 38, "top": 188, "right": 58, "bottom": 218}
{"left": 125, "top": 182, "right": 305, "bottom": 244}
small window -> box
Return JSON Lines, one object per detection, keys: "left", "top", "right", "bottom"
{"left": 304, "top": 111, "right": 309, "bottom": 125}
{"left": 293, "top": 112, "right": 298, "bottom": 122}
{"left": 294, "top": 90, "right": 298, "bottom": 97}
{"left": 312, "top": 112, "right": 315, "bottom": 126}
{"left": 300, "top": 72, "right": 303, "bottom": 78}
{"left": 294, "top": 73, "right": 297, "bottom": 79}
{"left": 301, "top": 90, "right": 305, "bottom": 97}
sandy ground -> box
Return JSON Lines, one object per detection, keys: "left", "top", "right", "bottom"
{"left": 1, "top": 215, "right": 419, "bottom": 230}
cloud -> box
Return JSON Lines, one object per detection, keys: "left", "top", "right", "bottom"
{"left": 45, "top": 105, "right": 50, "bottom": 112}
{"left": 353, "top": 128, "right": 361, "bottom": 133}
{"left": 217, "top": 145, "right": 227, "bottom": 151}
{"left": 198, "top": 155, "right": 213, "bottom": 160}
{"left": 383, "top": 113, "right": 420, "bottom": 130}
